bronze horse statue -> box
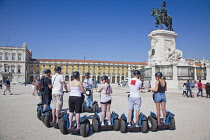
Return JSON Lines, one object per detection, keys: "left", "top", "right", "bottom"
{"left": 151, "top": 8, "right": 173, "bottom": 31}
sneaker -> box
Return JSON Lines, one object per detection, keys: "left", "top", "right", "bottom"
{"left": 108, "top": 122, "right": 111, "bottom": 125}
{"left": 10, "top": 93, "right": 13, "bottom": 95}
{"left": 101, "top": 122, "right": 105, "bottom": 126}
{"left": 135, "top": 123, "right": 139, "bottom": 127}
{"left": 3, "top": 93, "right": 5, "bottom": 95}
{"left": 128, "top": 122, "right": 132, "bottom": 127}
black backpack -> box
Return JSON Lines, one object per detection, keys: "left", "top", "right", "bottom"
{"left": 40, "top": 77, "right": 45, "bottom": 92}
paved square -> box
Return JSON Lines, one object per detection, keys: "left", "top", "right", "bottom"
{"left": 0, "top": 84, "right": 210, "bottom": 140}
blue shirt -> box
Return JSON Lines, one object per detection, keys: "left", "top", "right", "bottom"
{"left": 5, "top": 80, "right": 10, "bottom": 85}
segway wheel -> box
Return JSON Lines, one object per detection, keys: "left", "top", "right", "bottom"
{"left": 148, "top": 115, "right": 157, "bottom": 132}
{"left": 168, "top": 118, "right": 175, "bottom": 130}
{"left": 93, "top": 103, "right": 98, "bottom": 113}
{"left": 37, "top": 109, "right": 42, "bottom": 120}
{"left": 80, "top": 119, "right": 90, "bottom": 137}
{"left": 113, "top": 119, "right": 120, "bottom": 131}
{"left": 120, "top": 119, "right": 126, "bottom": 133}
{"left": 92, "top": 117, "right": 99, "bottom": 132}
{"left": 58, "top": 119, "right": 68, "bottom": 134}
{"left": 44, "top": 115, "right": 52, "bottom": 128}
{"left": 141, "top": 120, "right": 148, "bottom": 133}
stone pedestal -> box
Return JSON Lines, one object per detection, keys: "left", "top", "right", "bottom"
{"left": 148, "top": 30, "right": 182, "bottom": 90}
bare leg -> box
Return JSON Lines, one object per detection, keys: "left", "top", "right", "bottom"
{"left": 69, "top": 112, "right": 74, "bottom": 129}
{"left": 106, "top": 104, "right": 111, "bottom": 123}
{"left": 135, "top": 110, "right": 140, "bottom": 124}
{"left": 43, "top": 104, "right": 47, "bottom": 111}
{"left": 161, "top": 102, "right": 166, "bottom": 124}
{"left": 56, "top": 110, "right": 60, "bottom": 123}
{"left": 128, "top": 109, "right": 133, "bottom": 123}
{"left": 52, "top": 109, "right": 56, "bottom": 122}
{"left": 101, "top": 104, "right": 106, "bottom": 123}
{"left": 75, "top": 113, "right": 80, "bottom": 129}
{"left": 155, "top": 103, "right": 161, "bottom": 124}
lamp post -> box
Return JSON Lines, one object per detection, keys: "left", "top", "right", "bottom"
{"left": 25, "top": 63, "right": 27, "bottom": 86}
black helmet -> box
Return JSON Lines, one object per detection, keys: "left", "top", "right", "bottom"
{"left": 72, "top": 71, "right": 80, "bottom": 79}
{"left": 85, "top": 72, "right": 90, "bottom": 76}
{"left": 133, "top": 70, "right": 141, "bottom": 76}
{"left": 101, "top": 76, "right": 108, "bottom": 80}
{"left": 54, "top": 66, "right": 61, "bottom": 72}
{"left": 44, "top": 69, "right": 51, "bottom": 74}
{"left": 155, "top": 72, "right": 162, "bottom": 77}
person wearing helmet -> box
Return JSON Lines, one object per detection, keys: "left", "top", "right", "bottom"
{"left": 41, "top": 69, "right": 52, "bottom": 110}
{"left": 128, "top": 70, "right": 142, "bottom": 127}
{"left": 68, "top": 71, "right": 85, "bottom": 129}
{"left": 51, "top": 66, "right": 68, "bottom": 124}
{"left": 83, "top": 72, "right": 93, "bottom": 107}
{"left": 98, "top": 76, "right": 112, "bottom": 126}
{"left": 146, "top": 72, "right": 167, "bottom": 125}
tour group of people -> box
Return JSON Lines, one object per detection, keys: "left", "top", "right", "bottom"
{"left": 182, "top": 80, "right": 210, "bottom": 98}
{"left": 36, "top": 66, "right": 168, "bottom": 129}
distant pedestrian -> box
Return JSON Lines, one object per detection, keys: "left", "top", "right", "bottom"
{"left": 197, "top": 80, "right": 204, "bottom": 97}
{"left": 182, "top": 83, "right": 187, "bottom": 97}
{"left": 32, "top": 80, "right": 36, "bottom": 95}
{"left": 3, "top": 78, "right": 12, "bottom": 95}
{"left": 205, "top": 81, "right": 210, "bottom": 98}
{"left": 0, "top": 80, "right": 2, "bottom": 89}
{"left": 35, "top": 78, "right": 41, "bottom": 95}
{"left": 186, "top": 80, "right": 192, "bottom": 98}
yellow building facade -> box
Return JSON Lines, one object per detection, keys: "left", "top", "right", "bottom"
{"left": 28, "top": 59, "right": 147, "bottom": 83}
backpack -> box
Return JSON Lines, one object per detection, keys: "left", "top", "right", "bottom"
{"left": 106, "top": 85, "right": 112, "bottom": 94}
{"left": 40, "top": 78, "right": 45, "bottom": 92}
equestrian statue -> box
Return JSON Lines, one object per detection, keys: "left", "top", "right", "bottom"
{"left": 151, "top": 1, "right": 174, "bottom": 31}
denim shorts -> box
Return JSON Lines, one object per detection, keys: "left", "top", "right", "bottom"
{"left": 153, "top": 92, "right": 166, "bottom": 103}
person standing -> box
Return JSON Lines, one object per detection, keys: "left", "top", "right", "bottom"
{"left": 51, "top": 66, "right": 68, "bottom": 124}
{"left": 97, "top": 76, "right": 112, "bottom": 126}
{"left": 146, "top": 72, "right": 167, "bottom": 125}
{"left": 83, "top": 72, "right": 93, "bottom": 107}
{"left": 127, "top": 70, "right": 142, "bottom": 127}
{"left": 3, "top": 78, "right": 12, "bottom": 95}
{"left": 32, "top": 80, "right": 36, "bottom": 95}
{"left": 197, "top": 80, "right": 204, "bottom": 97}
{"left": 41, "top": 69, "right": 52, "bottom": 110}
{"left": 68, "top": 71, "right": 85, "bottom": 129}
{"left": 0, "top": 80, "right": 2, "bottom": 89}
{"left": 186, "top": 80, "right": 192, "bottom": 98}
{"left": 205, "top": 81, "right": 210, "bottom": 98}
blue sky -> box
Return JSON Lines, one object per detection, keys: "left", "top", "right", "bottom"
{"left": 0, "top": 0, "right": 210, "bottom": 62}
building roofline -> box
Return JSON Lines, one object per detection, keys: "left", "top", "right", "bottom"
{"left": 31, "top": 59, "right": 148, "bottom": 65}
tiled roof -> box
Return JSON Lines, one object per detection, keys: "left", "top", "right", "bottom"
{"left": 31, "top": 59, "right": 148, "bottom": 65}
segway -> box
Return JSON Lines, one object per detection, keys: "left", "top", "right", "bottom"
{"left": 82, "top": 88, "right": 99, "bottom": 113}
{"left": 120, "top": 111, "right": 148, "bottom": 133}
{"left": 119, "top": 92, "right": 148, "bottom": 133}
{"left": 37, "top": 102, "right": 44, "bottom": 120}
{"left": 92, "top": 111, "right": 120, "bottom": 132}
{"left": 42, "top": 107, "right": 53, "bottom": 128}
{"left": 148, "top": 110, "right": 175, "bottom": 131}
{"left": 58, "top": 112, "right": 90, "bottom": 137}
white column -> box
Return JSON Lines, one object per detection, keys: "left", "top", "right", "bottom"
{"left": 194, "top": 67, "right": 197, "bottom": 81}
{"left": 172, "top": 64, "right": 178, "bottom": 81}
{"left": 128, "top": 67, "right": 131, "bottom": 83}
{"left": 110, "top": 76, "right": 112, "bottom": 83}
{"left": 151, "top": 63, "right": 156, "bottom": 88}
{"left": 115, "top": 76, "right": 117, "bottom": 84}
{"left": 206, "top": 66, "right": 210, "bottom": 82}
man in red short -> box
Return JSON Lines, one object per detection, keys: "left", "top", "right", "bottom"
{"left": 197, "top": 80, "right": 204, "bottom": 97}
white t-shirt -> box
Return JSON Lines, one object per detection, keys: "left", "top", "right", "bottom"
{"left": 52, "top": 74, "right": 65, "bottom": 95}
{"left": 129, "top": 78, "right": 142, "bottom": 97}
{"left": 83, "top": 78, "right": 93, "bottom": 88}
{"left": 100, "top": 83, "right": 112, "bottom": 103}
